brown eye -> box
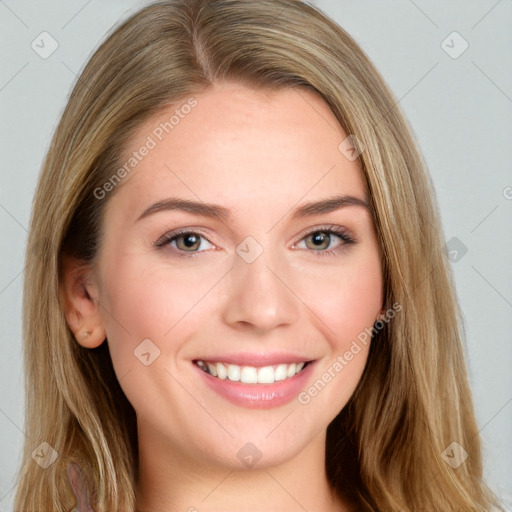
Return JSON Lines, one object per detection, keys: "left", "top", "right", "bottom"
{"left": 175, "top": 233, "right": 202, "bottom": 251}
{"left": 294, "top": 226, "right": 355, "bottom": 256}
{"left": 155, "top": 230, "right": 214, "bottom": 256}
{"left": 304, "top": 231, "right": 333, "bottom": 251}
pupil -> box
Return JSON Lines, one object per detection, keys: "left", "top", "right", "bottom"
{"left": 184, "top": 235, "right": 198, "bottom": 248}
{"left": 312, "top": 232, "right": 326, "bottom": 246}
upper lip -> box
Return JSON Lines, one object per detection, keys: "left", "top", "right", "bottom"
{"left": 193, "top": 352, "right": 314, "bottom": 367}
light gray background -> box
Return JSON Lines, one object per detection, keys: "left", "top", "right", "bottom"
{"left": 1, "top": 1, "right": 511, "bottom": 510}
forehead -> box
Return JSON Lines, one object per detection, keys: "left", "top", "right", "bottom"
{"left": 105, "top": 82, "right": 368, "bottom": 224}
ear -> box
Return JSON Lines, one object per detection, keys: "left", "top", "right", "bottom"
{"left": 66, "top": 463, "right": 93, "bottom": 512}
{"left": 59, "top": 253, "right": 106, "bottom": 348}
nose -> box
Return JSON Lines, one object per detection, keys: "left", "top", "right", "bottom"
{"left": 221, "top": 249, "right": 300, "bottom": 333}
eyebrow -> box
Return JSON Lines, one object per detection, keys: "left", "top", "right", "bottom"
{"left": 136, "top": 194, "right": 370, "bottom": 223}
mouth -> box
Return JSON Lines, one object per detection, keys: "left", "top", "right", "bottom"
{"left": 194, "top": 360, "right": 312, "bottom": 384}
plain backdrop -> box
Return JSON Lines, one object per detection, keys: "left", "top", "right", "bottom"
{"left": 1, "top": 1, "right": 511, "bottom": 510}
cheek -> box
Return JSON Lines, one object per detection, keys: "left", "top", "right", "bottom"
{"left": 95, "top": 257, "right": 213, "bottom": 421}
{"left": 97, "top": 254, "right": 224, "bottom": 370}
{"left": 294, "top": 255, "right": 382, "bottom": 415}
{"left": 296, "top": 250, "right": 383, "bottom": 347}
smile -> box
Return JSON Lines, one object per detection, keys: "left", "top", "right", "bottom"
{"left": 194, "top": 360, "right": 309, "bottom": 384}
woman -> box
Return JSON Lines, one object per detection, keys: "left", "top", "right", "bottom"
{"left": 14, "top": 0, "right": 504, "bottom": 510}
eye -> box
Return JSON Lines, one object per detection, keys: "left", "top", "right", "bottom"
{"left": 154, "top": 225, "right": 356, "bottom": 258}
{"left": 154, "top": 229, "right": 214, "bottom": 256}
{"left": 293, "top": 226, "right": 355, "bottom": 256}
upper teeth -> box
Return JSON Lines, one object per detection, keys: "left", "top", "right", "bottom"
{"left": 195, "top": 360, "right": 306, "bottom": 384}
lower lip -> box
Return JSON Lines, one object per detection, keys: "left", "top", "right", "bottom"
{"left": 193, "top": 362, "right": 315, "bottom": 409}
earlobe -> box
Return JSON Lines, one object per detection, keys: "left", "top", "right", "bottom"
{"left": 59, "top": 253, "right": 106, "bottom": 348}
{"left": 77, "top": 327, "right": 106, "bottom": 349}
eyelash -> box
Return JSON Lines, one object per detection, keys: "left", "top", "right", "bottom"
{"left": 154, "top": 225, "right": 356, "bottom": 258}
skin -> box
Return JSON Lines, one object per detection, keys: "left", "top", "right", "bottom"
{"left": 62, "top": 82, "right": 384, "bottom": 512}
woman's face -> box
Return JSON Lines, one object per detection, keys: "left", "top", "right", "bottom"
{"left": 89, "top": 82, "right": 383, "bottom": 470}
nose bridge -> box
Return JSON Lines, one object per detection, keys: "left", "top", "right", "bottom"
{"left": 220, "top": 237, "right": 300, "bottom": 330}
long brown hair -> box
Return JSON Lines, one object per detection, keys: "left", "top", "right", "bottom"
{"left": 14, "top": 0, "right": 504, "bottom": 510}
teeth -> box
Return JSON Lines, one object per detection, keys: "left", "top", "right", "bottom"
{"left": 241, "top": 366, "right": 258, "bottom": 384}
{"left": 216, "top": 362, "right": 227, "bottom": 380}
{"left": 196, "top": 360, "right": 308, "bottom": 384}
{"left": 207, "top": 362, "right": 217, "bottom": 377}
{"left": 274, "top": 364, "right": 288, "bottom": 382}
{"left": 257, "top": 366, "right": 274, "bottom": 384}
{"left": 227, "top": 364, "right": 240, "bottom": 382}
